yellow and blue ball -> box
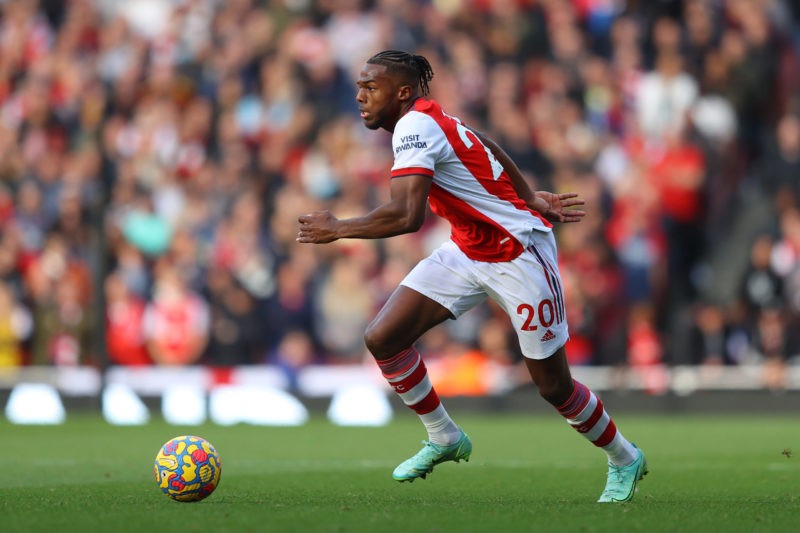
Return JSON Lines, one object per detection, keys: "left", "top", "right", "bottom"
{"left": 154, "top": 435, "right": 222, "bottom": 502}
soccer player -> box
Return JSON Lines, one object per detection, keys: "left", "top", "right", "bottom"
{"left": 297, "top": 50, "right": 647, "bottom": 502}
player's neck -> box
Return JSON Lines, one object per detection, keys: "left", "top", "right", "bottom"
{"left": 385, "top": 97, "right": 421, "bottom": 132}
{"left": 402, "top": 96, "right": 421, "bottom": 116}
{"left": 381, "top": 96, "right": 421, "bottom": 133}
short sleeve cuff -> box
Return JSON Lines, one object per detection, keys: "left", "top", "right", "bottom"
{"left": 390, "top": 167, "right": 435, "bottom": 178}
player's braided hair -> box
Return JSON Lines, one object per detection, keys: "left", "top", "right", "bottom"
{"left": 367, "top": 50, "right": 434, "bottom": 96}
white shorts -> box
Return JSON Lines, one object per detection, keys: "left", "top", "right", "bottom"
{"left": 401, "top": 232, "right": 570, "bottom": 359}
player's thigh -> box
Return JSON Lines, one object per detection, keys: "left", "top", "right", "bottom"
{"left": 365, "top": 285, "right": 453, "bottom": 358}
{"left": 365, "top": 243, "right": 487, "bottom": 358}
{"left": 399, "top": 241, "right": 488, "bottom": 321}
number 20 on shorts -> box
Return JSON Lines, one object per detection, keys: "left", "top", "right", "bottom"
{"left": 516, "top": 299, "right": 556, "bottom": 331}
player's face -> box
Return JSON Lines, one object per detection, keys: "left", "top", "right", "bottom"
{"left": 356, "top": 63, "right": 406, "bottom": 132}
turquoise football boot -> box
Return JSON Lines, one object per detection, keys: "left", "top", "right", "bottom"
{"left": 393, "top": 432, "right": 472, "bottom": 482}
{"left": 598, "top": 444, "right": 648, "bottom": 502}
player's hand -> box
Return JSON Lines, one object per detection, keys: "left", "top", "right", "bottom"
{"left": 533, "top": 191, "right": 586, "bottom": 224}
{"left": 297, "top": 211, "right": 340, "bottom": 243}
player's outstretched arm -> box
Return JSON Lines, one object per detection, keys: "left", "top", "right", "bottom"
{"left": 475, "top": 131, "right": 585, "bottom": 224}
{"left": 297, "top": 174, "right": 431, "bottom": 243}
{"left": 474, "top": 131, "right": 536, "bottom": 206}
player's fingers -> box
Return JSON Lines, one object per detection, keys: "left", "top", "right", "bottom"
{"left": 298, "top": 210, "right": 326, "bottom": 223}
{"left": 296, "top": 232, "right": 313, "bottom": 243}
{"left": 563, "top": 212, "right": 586, "bottom": 222}
{"left": 560, "top": 198, "right": 585, "bottom": 208}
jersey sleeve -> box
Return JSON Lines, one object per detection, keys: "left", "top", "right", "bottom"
{"left": 390, "top": 111, "right": 446, "bottom": 179}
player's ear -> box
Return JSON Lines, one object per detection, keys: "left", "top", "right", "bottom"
{"left": 397, "top": 84, "right": 413, "bottom": 102}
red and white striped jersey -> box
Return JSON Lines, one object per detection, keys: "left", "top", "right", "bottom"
{"left": 390, "top": 99, "right": 551, "bottom": 262}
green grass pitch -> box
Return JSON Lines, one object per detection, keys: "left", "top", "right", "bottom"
{"left": 1, "top": 412, "right": 797, "bottom": 532}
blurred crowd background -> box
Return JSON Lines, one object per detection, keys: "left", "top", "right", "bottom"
{"left": 0, "top": 0, "right": 798, "bottom": 393}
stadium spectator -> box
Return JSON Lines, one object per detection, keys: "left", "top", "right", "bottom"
{"left": 25, "top": 233, "right": 93, "bottom": 366}
{"left": 741, "top": 233, "right": 783, "bottom": 317}
{"left": 635, "top": 50, "right": 699, "bottom": 140}
{"left": 142, "top": 259, "right": 210, "bottom": 365}
{"left": 266, "top": 328, "right": 319, "bottom": 392}
{"left": 203, "top": 268, "right": 263, "bottom": 366}
{"left": 260, "top": 253, "right": 317, "bottom": 352}
{"left": 104, "top": 271, "right": 150, "bottom": 366}
{"left": 755, "top": 112, "right": 800, "bottom": 211}
{"left": 0, "top": 279, "right": 32, "bottom": 367}
{"left": 312, "top": 250, "right": 375, "bottom": 361}
{"left": 689, "top": 302, "right": 731, "bottom": 366}
{"left": 752, "top": 305, "right": 789, "bottom": 390}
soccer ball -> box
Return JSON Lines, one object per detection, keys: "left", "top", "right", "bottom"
{"left": 154, "top": 435, "right": 222, "bottom": 502}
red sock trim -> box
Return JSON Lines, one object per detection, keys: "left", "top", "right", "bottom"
{"left": 556, "top": 380, "right": 579, "bottom": 412}
{"left": 410, "top": 388, "right": 441, "bottom": 415}
{"left": 377, "top": 347, "right": 417, "bottom": 380}
{"left": 594, "top": 420, "right": 617, "bottom": 447}
{"left": 575, "top": 400, "right": 605, "bottom": 434}
{"left": 389, "top": 360, "right": 428, "bottom": 394}
{"left": 557, "top": 380, "right": 591, "bottom": 419}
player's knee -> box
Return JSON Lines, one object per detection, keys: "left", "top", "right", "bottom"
{"left": 364, "top": 321, "right": 415, "bottom": 360}
{"left": 363, "top": 321, "right": 391, "bottom": 359}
